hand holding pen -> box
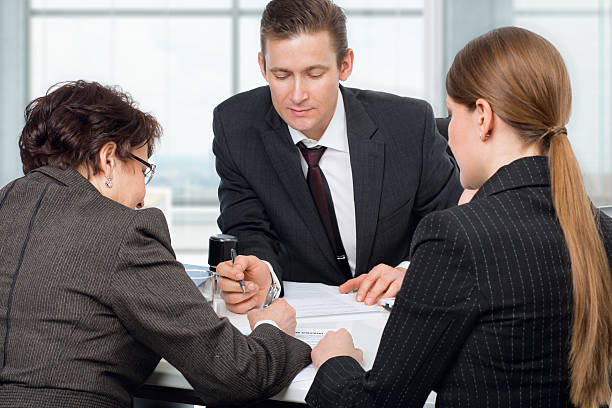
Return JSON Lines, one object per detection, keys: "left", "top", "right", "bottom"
{"left": 231, "top": 248, "right": 246, "bottom": 294}
{"left": 216, "top": 254, "right": 273, "bottom": 314}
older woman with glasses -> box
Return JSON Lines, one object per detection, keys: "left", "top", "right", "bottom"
{"left": 129, "top": 153, "right": 156, "bottom": 185}
{"left": 0, "top": 80, "right": 310, "bottom": 408}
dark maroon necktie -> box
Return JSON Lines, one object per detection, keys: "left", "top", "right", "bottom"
{"left": 297, "top": 142, "right": 351, "bottom": 276}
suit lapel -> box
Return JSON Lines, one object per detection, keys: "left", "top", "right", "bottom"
{"left": 342, "top": 87, "right": 384, "bottom": 276}
{"left": 260, "top": 105, "right": 339, "bottom": 272}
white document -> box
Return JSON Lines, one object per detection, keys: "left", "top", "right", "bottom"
{"left": 220, "top": 321, "right": 328, "bottom": 383}
{"left": 283, "top": 281, "right": 383, "bottom": 318}
{"left": 295, "top": 328, "right": 328, "bottom": 347}
{"left": 221, "top": 282, "right": 383, "bottom": 384}
{"left": 292, "top": 328, "right": 328, "bottom": 383}
{"left": 292, "top": 364, "right": 317, "bottom": 383}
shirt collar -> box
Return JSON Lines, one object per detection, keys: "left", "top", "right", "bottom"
{"left": 288, "top": 88, "right": 348, "bottom": 152}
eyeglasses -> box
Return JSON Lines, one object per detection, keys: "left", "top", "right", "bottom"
{"left": 130, "top": 153, "right": 156, "bottom": 185}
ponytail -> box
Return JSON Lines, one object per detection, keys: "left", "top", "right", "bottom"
{"left": 446, "top": 27, "right": 612, "bottom": 406}
{"left": 549, "top": 131, "right": 612, "bottom": 408}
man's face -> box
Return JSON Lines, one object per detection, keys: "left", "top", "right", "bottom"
{"left": 259, "top": 31, "right": 353, "bottom": 140}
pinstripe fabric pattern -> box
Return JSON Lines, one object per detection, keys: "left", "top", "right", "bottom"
{"left": 0, "top": 180, "right": 16, "bottom": 211}
{"left": 1, "top": 183, "right": 50, "bottom": 376}
{"left": 0, "top": 166, "right": 311, "bottom": 408}
{"left": 306, "top": 156, "right": 612, "bottom": 408}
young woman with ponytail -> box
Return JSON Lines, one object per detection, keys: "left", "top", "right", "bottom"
{"left": 305, "top": 27, "right": 612, "bottom": 408}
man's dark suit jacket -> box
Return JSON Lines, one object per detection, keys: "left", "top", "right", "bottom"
{"left": 0, "top": 166, "right": 310, "bottom": 408}
{"left": 306, "top": 156, "right": 612, "bottom": 407}
{"left": 213, "top": 85, "right": 462, "bottom": 285}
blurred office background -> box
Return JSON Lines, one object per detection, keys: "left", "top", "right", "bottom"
{"left": 1, "top": 0, "right": 611, "bottom": 264}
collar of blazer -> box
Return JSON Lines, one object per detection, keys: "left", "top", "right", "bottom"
{"left": 473, "top": 155, "right": 551, "bottom": 201}
{"left": 31, "top": 165, "right": 99, "bottom": 194}
{"left": 261, "top": 85, "right": 385, "bottom": 277}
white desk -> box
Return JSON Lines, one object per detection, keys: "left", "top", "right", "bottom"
{"left": 144, "top": 296, "right": 436, "bottom": 407}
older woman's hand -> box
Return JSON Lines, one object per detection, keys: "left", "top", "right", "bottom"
{"left": 311, "top": 328, "right": 363, "bottom": 369}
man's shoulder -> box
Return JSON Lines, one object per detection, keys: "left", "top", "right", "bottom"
{"left": 343, "top": 87, "right": 433, "bottom": 131}
{"left": 343, "top": 86, "right": 431, "bottom": 115}
{"left": 214, "top": 85, "right": 271, "bottom": 116}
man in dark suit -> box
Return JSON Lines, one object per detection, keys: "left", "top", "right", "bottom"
{"left": 214, "top": 0, "right": 462, "bottom": 313}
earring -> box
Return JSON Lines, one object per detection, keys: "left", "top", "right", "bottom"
{"left": 105, "top": 178, "right": 113, "bottom": 188}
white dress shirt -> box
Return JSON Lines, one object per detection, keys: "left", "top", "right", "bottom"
{"left": 264, "top": 88, "right": 408, "bottom": 294}
{"left": 288, "top": 89, "right": 358, "bottom": 275}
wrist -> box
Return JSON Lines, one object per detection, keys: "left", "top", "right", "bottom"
{"left": 260, "top": 260, "right": 278, "bottom": 288}
{"left": 258, "top": 261, "right": 281, "bottom": 307}
{"left": 253, "top": 319, "right": 279, "bottom": 330}
{"left": 263, "top": 271, "right": 280, "bottom": 307}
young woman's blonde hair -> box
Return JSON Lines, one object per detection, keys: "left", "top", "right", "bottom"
{"left": 446, "top": 26, "right": 612, "bottom": 408}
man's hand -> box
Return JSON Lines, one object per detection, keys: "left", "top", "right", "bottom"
{"left": 311, "top": 329, "right": 363, "bottom": 369}
{"left": 339, "top": 264, "right": 406, "bottom": 306}
{"left": 247, "top": 298, "right": 297, "bottom": 336}
{"left": 216, "top": 255, "right": 272, "bottom": 314}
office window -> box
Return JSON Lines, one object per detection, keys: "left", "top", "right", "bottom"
{"left": 29, "top": 0, "right": 430, "bottom": 263}
{"left": 513, "top": 0, "right": 612, "bottom": 205}
{"left": 347, "top": 16, "right": 424, "bottom": 97}
{"left": 238, "top": 2, "right": 426, "bottom": 96}
{"left": 31, "top": 0, "right": 233, "bottom": 9}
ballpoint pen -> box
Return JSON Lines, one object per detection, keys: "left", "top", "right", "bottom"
{"left": 231, "top": 248, "right": 246, "bottom": 294}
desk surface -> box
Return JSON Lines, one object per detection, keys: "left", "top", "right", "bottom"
{"left": 145, "top": 297, "right": 436, "bottom": 407}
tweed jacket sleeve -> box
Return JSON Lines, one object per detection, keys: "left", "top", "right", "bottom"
{"left": 306, "top": 210, "right": 480, "bottom": 408}
{"left": 110, "top": 208, "right": 311, "bottom": 405}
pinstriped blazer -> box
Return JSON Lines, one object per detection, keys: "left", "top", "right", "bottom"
{"left": 0, "top": 166, "right": 311, "bottom": 408}
{"left": 306, "top": 156, "right": 612, "bottom": 408}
